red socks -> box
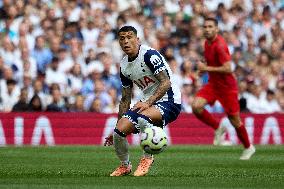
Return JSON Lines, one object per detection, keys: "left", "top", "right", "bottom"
{"left": 235, "top": 124, "right": 250, "bottom": 148}
{"left": 195, "top": 110, "right": 250, "bottom": 148}
{"left": 195, "top": 109, "right": 219, "bottom": 130}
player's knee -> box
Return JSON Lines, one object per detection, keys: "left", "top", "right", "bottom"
{"left": 228, "top": 115, "right": 241, "bottom": 128}
{"left": 122, "top": 110, "right": 153, "bottom": 133}
{"left": 114, "top": 127, "right": 127, "bottom": 138}
{"left": 115, "top": 121, "right": 135, "bottom": 136}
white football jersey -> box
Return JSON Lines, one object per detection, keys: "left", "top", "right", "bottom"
{"left": 120, "top": 45, "right": 181, "bottom": 104}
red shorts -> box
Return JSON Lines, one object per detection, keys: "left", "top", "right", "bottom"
{"left": 196, "top": 84, "right": 240, "bottom": 115}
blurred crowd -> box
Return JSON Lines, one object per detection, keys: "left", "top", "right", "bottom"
{"left": 0, "top": 0, "right": 283, "bottom": 113}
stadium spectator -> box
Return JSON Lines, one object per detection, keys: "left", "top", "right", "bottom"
{"left": 49, "top": 36, "right": 62, "bottom": 58}
{"left": 264, "top": 89, "right": 281, "bottom": 113}
{"left": 20, "top": 73, "right": 33, "bottom": 100}
{"left": 31, "top": 35, "right": 53, "bottom": 73}
{"left": 81, "top": 62, "right": 104, "bottom": 96}
{"left": 66, "top": 63, "right": 84, "bottom": 97}
{"left": 17, "top": 22, "right": 35, "bottom": 51}
{"left": 0, "top": 79, "right": 20, "bottom": 112}
{"left": 45, "top": 56, "right": 68, "bottom": 94}
{"left": 46, "top": 88, "right": 67, "bottom": 112}
{"left": 0, "top": 36, "right": 20, "bottom": 68}
{"left": 180, "top": 59, "right": 198, "bottom": 87}
{"left": 69, "top": 94, "right": 85, "bottom": 112}
{"left": 181, "top": 81, "right": 195, "bottom": 113}
{"left": 89, "top": 98, "right": 103, "bottom": 112}
{"left": 103, "top": 87, "right": 119, "bottom": 113}
{"left": 0, "top": 59, "right": 4, "bottom": 80}
{"left": 84, "top": 80, "right": 111, "bottom": 111}
{"left": 168, "top": 58, "right": 183, "bottom": 89}
{"left": 238, "top": 80, "right": 250, "bottom": 112}
{"left": 0, "top": 0, "right": 11, "bottom": 20}
{"left": 246, "top": 83, "right": 269, "bottom": 113}
{"left": 17, "top": 47, "right": 37, "bottom": 80}
{"left": 28, "top": 94, "right": 43, "bottom": 112}
{"left": 100, "top": 53, "right": 121, "bottom": 94}
{"left": 57, "top": 47, "right": 74, "bottom": 74}
{"left": 0, "top": 0, "right": 282, "bottom": 113}
{"left": 243, "top": 39, "right": 257, "bottom": 62}
{"left": 12, "top": 87, "right": 29, "bottom": 112}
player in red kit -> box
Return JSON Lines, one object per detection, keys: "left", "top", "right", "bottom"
{"left": 192, "top": 17, "right": 255, "bottom": 160}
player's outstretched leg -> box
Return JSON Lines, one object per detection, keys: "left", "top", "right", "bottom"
{"left": 110, "top": 128, "right": 132, "bottom": 176}
{"left": 228, "top": 115, "right": 256, "bottom": 160}
{"left": 192, "top": 97, "right": 224, "bottom": 144}
{"left": 192, "top": 107, "right": 220, "bottom": 131}
{"left": 237, "top": 123, "right": 255, "bottom": 160}
{"left": 134, "top": 116, "right": 155, "bottom": 176}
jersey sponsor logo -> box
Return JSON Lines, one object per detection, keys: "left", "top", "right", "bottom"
{"left": 154, "top": 66, "right": 166, "bottom": 75}
{"left": 150, "top": 55, "right": 162, "bottom": 68}
{"left": 133, "top": 76, "right": 155, "bottom": 90}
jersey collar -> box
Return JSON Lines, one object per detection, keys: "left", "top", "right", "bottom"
{"left": 207, "top": 34, "right": 218, "bottom": 45}
{"left": 128, "top": 45, "right": 141, "bottom": 62}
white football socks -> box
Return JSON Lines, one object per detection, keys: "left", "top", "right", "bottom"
{"left": 113, "top": 132, "right": 130, "bottom": 166}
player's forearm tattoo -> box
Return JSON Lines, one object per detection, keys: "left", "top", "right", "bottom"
{"left": 146, "top": 70, "right": 170, "bottom": 106}
{"left": 118, "top": 87, "right": 132, "bottom": 120}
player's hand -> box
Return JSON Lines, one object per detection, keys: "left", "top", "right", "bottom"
{"left": 132, "top": 102, "right": 150, "bottom": 113}
{"left": 104, "top": 134, "right": 113, "bottom": 146}
{"left": 197, "top": 61, "right": 207, "bottom": 73}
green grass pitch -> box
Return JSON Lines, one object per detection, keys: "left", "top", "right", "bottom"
{"left": 0, "top": 145, "right": 284, "bottom": 189}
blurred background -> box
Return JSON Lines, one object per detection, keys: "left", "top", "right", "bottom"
{"left": 0, "top": 2, "right": 283, "bottom": 186}
{"left": 0, "top": 0, "right": 283, "bottom": 114}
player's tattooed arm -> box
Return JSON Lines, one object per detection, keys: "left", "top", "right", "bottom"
{"left": 118, "top": 86, "right": 132, "bottom": 120}
{"left": 146, "top": 70, "right": 171, "bottom": 106}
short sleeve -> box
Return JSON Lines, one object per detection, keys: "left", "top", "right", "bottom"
{"left": 216, "top": 43, "right": 231, "bottom": 65}
{"left": 120, "top": 69, "right": 133, "bottom": 88}
{"left": 144, "top": 49, "right": 167, "bottom": 75}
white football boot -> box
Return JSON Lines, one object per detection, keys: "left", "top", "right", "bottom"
{"left": 240, "top": 145, "right": 256, "bottom": 160}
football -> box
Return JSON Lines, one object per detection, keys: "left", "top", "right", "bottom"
{"left": 140, "top": 126, "right": 168, "bottom": 154}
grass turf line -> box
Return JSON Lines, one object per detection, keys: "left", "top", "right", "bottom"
{"left": 0, "top": 145, "right": 283, "bottom": 189}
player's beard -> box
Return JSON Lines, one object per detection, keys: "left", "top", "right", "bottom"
{"left": 205, "top": 33, "right": 217, "bottom": 41}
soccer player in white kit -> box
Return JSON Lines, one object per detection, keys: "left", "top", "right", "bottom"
{"left": 104, "top": 26, "right": 181, "bottom": 176}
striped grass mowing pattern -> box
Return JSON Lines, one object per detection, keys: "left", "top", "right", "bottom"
{"left": 0, "top": 145, "right": 283, "bottom": 189}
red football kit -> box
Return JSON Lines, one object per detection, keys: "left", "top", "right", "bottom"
{"left": 196, "top": 35, "right": 239, "bottom": 115}
{"left": 194, "top": 34, "right": 251, "bottom": 150}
